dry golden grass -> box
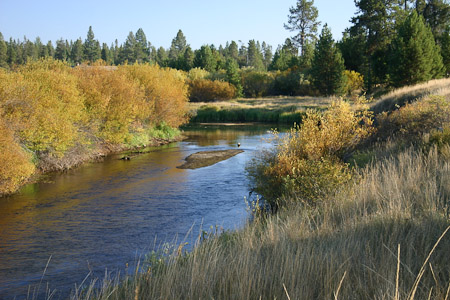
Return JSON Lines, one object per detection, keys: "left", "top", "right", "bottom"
{"left": 371, "top": 78, "right": 450, "bottom": 113}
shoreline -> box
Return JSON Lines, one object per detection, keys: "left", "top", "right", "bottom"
{"left": 1, "top": 135, "right": 185, "bottom": 198}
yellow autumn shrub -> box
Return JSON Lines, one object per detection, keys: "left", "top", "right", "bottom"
{"left": 0, "top": 58, "right": 86, "bottom": 156}
{"left": 0, "top": 113, "right": 35, "bottom": 195}
{"left": 72, "top": 63, "right": 148, "bottom": 144}
{"left": 188, "top": 78, "right": 236, "bottom": 102}
{"left": 377, "top": 95, "right": 450, "bottom": 141}
{"left": 121, "top": 64, "right": 189, "bottom": 128}
{"left": 248, "top": 99, "right": 375, "bottom": 207}
{"left": 342, "top": 70, "right": 364, "bottom": 96}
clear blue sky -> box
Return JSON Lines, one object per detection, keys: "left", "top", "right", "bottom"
{"left": 0, "top": 0, "right": 357, "bottom": 50}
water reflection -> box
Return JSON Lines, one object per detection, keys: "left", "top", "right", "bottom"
{"left": 0, "top": 125, "right": 277, "bottom": 299}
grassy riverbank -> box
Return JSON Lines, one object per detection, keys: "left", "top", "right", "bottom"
{"left": 188, "top": 96, "right": 332, "bottom": 124}
{"left": 71, "top": 79, "right": 450, "bottom": 299}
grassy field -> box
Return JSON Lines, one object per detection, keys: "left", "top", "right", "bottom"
{"left": 61, "top": 79, "right": 450, "bottom": 299}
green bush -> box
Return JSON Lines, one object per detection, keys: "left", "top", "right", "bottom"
{"left": 241, "top": 70, "right": 274, "bottom": 97}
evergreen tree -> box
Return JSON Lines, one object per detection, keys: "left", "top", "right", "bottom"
{"left": 311, "top": 25, "right": 346, "bottom": 95}
{"left": 0, "top": 33, "right": 8, "bottom": 68}
{"left": 419, "top": 0, "right": 450, "bottom": 39}
{"left": 194, "top": 45, "right": 216, "bottom": 72}
{"left": 225, "top": 57, "right": 243, "bottom": 97}
{"left": 34, "top": 37, "right": 45, "bottom": 59}
{"left": 7, "top": 38, "right": 18, "bottom": 65}
{"left": 101, "top": 43, "right": 113, "bottom": 64}
{"left": 55, "top": 38, "right": 68, "bottom": 61}
{"left": 71, "top": 38, "right": 83, "bottom": 65}
{"left": 149, "top": 46, "right": 157, "bottom": 62}
{"left": 122, "top": 31, "right": 137, "bottom": 63}
{"left": 389, "top": 10, "right": 444, "bottom": 86}
{"left": 262, "top": 42, "right": 273, "bottom": 70}
{"left": 169, "top": 29, "right": 187, "bottom": 61}
{"left": 441, "top": 25, "right": 450, "bottom": 75}
{"left": 238, "top": 42, "right": 248, "bottom": 67}
{"left": 338, "top": 28, "right": 367, "bottom": 74}
{"left": 83, "top": 26, "right": 101, "bottom": 62}
{"left": 284, "top": 0, "right": 320, "bottom": 55}
{"left": 226, "top": 41, "right": 239, "bottom": 61}
{"left": 351, "top": 0, "right": 397, "bottom": 89}
{"left": 135, "top": 28, "right": 150, "bottom": 63}
{"left": 299, "top": 39, "right": 314, "bottom": 71}
{"left": 23, "top": 38, "right": 37, "bottom": 62}
{"left": 112, "top": 39, "right": 120, "bottom": 65}
{"left": 182, "top": 46, "right": 195, "bottom": 70}
{"left": 247, "top": 40, "right": 265, "bottom": 70}
{"left": 156, "top": 47, "right": 168, "bottom": 66}
{"left": 46, "top": 41, "right": 55, "bottom": 58}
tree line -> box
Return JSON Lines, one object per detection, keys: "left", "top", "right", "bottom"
{"left": 0, "top": 27, "right": 273, "bottom": 72}
{"left": 1, "top": 0, "right": 450, "bottom": 95}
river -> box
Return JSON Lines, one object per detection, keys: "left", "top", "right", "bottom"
{"left": 0, "top": 124, "right": 277, "bottom": 299}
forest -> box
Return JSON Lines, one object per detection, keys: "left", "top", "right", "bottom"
{"left": 1, "top": 0, "right": 450, "bottom": 97}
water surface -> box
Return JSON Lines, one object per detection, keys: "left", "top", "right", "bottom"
{"left": 0, "top": 125, "right": 276, "bottom": 299}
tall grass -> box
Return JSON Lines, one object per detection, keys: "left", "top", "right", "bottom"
{"left": 370, "top": 78, "right": 450, "bottom": 114}
{"left": 70, "top": 146, "right": 450, "bottom": 300}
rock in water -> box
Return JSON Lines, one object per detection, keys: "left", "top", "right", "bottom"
{"left": 177, "top": 149, "right": 244, "bottom": 169}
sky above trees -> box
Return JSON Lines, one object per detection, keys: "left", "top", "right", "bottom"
{"left": 0, "top": 0, "right": 356, "bottom": 49}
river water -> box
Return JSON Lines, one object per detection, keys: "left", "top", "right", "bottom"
{"left": 0, "top": 125, "right": 277, "bottom": 299}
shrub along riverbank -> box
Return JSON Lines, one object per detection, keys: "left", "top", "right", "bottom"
{"left": 72, "top": 79, "right": 450, "bottom": 299}
{"left": 0, "top": 59, "right": 189, "bottom": 196}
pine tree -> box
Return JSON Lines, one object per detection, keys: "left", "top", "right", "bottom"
{"left": 169, "top": 30, "right": 187, "bottom": 61}
{"left": 284, "top": 0, "right": 320, "bottom": 55}
{"left": 418, "top": 0, "right": 450, "bottom": 39}
{"left": 0, "top": 33, "right": 8, "bottom": 68}
{"left": 194, "top": 45, "right": 216, "bottom": 72}
{"left": 122, "top": 31, "right": 137, "bottom": 63}
{"left": 311, "top": 25, "right": 346, "bottom": 95}
{"left": 262, "top": 42, "right": 273, "bottom": 70}
{"left": 182, "top": 46, "right": 195, "bottom": 70}
{"left": 156, "top": 47, "right": 168, "bottom": 66}
{"left": 225, "top": 58, "right": 243, "bottom": 97}
{"left": 351, "top": 0, "right": 398, "bottom": 89}
{"left": 71, "top": 38, "right": 83, "bottom": 65}
{"left": 441, "top": 26, "right": 450, "bottom": 75}
{"left": 101, "top": 43, "right": 113, "bottom": 64}
{"left": 55, "top": 38, "right": 68, "bottom": 61}
{"left": 226, "top": 41, "right": 239, "bottom": 61}
{"left": 247, "top": 40, "right": 265, "bottom": 70}
{"left": 7, "top": 38, "right": 18, "bottom": 65}
{"left": 23, "top": 38, "right": 37, "bottom": 62}
{"left": 83, "top": 26, "right": 101, "bottom": 62}
{"left": 389, "top": 10, "right": 444, "bottom": 86}
{"left": 135, "top": 28, "right": 150, "bottom": 63}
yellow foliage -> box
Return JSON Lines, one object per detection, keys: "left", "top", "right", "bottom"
{"left": 0, "top": 58, "right": 86, "bottom": 156}
{"left": 187, "top": 68, "right": 210, "bottom": 81}
{"left": 0, "top": 114, "right": 35, "bottom": 195}
{"left": 343, "top": 70, "right": 364, "bottom": 96}
{"left": 188, "top": 79, "right": 236, "bottom": 102}
{"left": 249, "top": 100, "right": 375, "bottom": 205}
{"left": 377, "top": 95, "right": 450, "bottom": 139}
{"left": 72, "top": 65, "right": 148, "bottom": 144}
{"left": 121, "top": 64, "right": 189, "bottom": 128}
{"left": 279, "top": 99, "right": 374, "bottom": 161}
